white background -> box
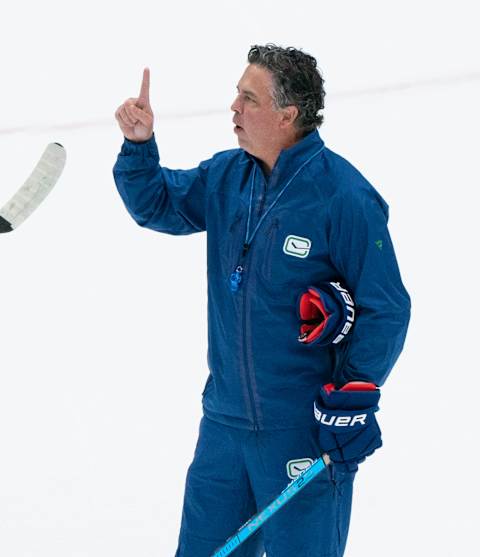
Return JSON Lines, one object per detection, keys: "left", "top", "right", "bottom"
{"left": 1, "top": 1, "right": 479, "bottom": 556}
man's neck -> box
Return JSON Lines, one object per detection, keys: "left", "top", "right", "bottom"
{"left": 260, "top": 156, "right": 276, "bottom": 176}
{"left": 260, "top": 137, "right": 299, "bottom": 176}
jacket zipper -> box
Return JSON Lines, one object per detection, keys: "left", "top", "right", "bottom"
{"left": 240, "top": 249, "right": 259, "bottom": 431}
{"left": 234, "top": 165, "right": 277, "bottom": 430}
{"left": 257, "top": 177, "right": 267, "bottom": 218}
{"left": 243, "top": 171, "right": 265, "bottom": 430}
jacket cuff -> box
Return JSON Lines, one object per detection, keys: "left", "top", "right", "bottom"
{"left": 115, "top": 134, "right": 159, "bottom": 171}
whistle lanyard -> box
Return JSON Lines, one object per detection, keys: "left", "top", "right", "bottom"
{"left": 229, "top": 146, "right": 325, "bottom": 292}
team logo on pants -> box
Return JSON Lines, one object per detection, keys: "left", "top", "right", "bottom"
{"left": 286, "top": 458, "right": 314, "bottom": 479}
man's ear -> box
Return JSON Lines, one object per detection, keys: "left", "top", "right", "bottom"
{"left": 279, "top": 105, "right": 299, "bottom": 129}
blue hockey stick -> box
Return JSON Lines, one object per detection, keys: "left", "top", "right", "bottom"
{"left": 211, "top": 454, "right": 330, "bottom": 557}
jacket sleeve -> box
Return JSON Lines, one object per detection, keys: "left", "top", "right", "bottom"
{"left": 113, "top": 135, "right": 209, "bottom": 235}
{"left": 328, "top": 185, "right": 411, "bottom": 387}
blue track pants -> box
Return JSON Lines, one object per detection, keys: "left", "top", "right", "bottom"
{"left": 175, "top": 416, "right": 355, "bottom": 556}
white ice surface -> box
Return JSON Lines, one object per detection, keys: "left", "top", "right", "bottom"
{"left": 1, "top": 1, "right": 479, "bottom": 556}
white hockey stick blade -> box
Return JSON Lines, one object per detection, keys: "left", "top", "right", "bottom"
{"left": 0, "top": 142, "right": 66, "bottom": 233}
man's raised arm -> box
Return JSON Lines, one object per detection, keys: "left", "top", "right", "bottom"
{"left": 113, "top": 69, "right": 209, "bottom": 235}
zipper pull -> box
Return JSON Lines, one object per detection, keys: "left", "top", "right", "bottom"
{"left": 229, "top": 265, "right": 244, "bottom": 292}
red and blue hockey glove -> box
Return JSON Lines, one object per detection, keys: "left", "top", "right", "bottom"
{"left": 314, "top": 382, "right": 382, "bottom": 472}
{"left": 297, "top": 281, "right": 355, "bottom": 346}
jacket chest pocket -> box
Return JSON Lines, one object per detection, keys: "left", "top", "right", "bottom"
{"left": 259, "top": 219, "right": 327, "bottom": 287}
{"left": 221, "top": 208, "right": 246, "bottom": 271}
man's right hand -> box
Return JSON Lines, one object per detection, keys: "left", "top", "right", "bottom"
{"left": 115, "top": 68, "right": 154, "bottom": 142}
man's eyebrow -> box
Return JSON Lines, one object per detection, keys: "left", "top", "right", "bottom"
{"left": 236, "top": 85, "right": 259, "bottom": 99}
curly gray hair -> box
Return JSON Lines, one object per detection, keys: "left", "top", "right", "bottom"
{"left": 248, "top": 44, "right": 326, "bottom": 135}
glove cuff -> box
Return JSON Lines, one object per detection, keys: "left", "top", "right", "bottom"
{"left": 319, "top": 382, "right": 381, "bottom": 410}
{"left": 314, "top": 382, "right": 380, "bottom": 432}
{"left": 314, "top": 399, "right": 379, "bottom": 432}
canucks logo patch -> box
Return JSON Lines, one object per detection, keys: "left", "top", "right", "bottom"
{"left": 286, "top": 458, "right": 314, "bottom": 479}
{"left": 283, "top": 235, "right": 312, "bottom": 258}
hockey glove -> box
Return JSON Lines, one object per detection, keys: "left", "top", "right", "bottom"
{"left": 314, "top": 382, "right": 382, "bottom": 472}
{"left": 297, "top": 281, "right": 355, "bottom": 346}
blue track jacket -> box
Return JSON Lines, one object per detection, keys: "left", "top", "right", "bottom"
{"left": 113, "top": 130, "right": 411, "bottom": 431}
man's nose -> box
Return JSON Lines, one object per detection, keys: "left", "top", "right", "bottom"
{"left": 231, "top": 95, "right": 242, "bottom": 113}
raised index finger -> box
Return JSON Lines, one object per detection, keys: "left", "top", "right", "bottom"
{"left": 139, "top": 67, "right": 150, "bottom": 103}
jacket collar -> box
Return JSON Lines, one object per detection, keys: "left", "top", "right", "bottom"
{"left": 242, "top": 129, "right": 325, "bottom": 187}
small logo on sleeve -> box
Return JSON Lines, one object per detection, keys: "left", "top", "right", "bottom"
{"left": 283, "top": 235, "right": 312, "bottom": 258}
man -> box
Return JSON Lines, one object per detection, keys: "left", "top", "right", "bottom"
{"left": 113, "top": 45, "right": 410, "bottom": 557}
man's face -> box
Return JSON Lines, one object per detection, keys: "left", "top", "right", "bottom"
{"left": 231, "top": 64, "right": 288, "bottom": 160}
